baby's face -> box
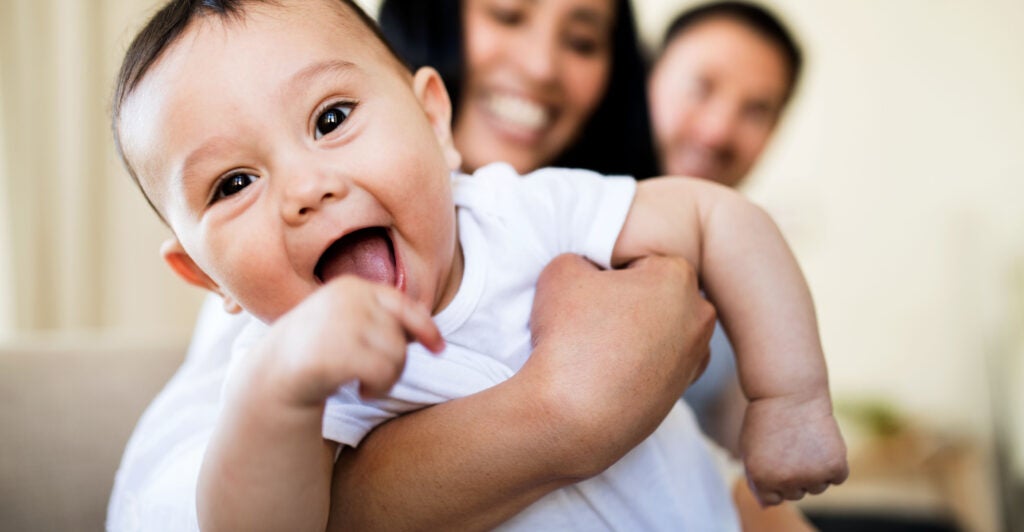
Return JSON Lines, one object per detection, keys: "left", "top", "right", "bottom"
{"left": 119, "top": 0, "right": 463, "bottom": 322}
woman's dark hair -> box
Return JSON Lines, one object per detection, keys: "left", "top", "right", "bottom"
{"left": 661, "top": 1, "right": 802, "bottom": 104}
{"left": 379, "top": 0, "right": 658, "bottom": 179}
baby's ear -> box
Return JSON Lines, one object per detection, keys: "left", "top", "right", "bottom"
{"left": 160, "top": 238, "right": 242, "bottom": 314}
{"left": 413, "top": 67, "right": 462, "bottom": 171}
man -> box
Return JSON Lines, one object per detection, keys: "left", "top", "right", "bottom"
{"left": 649, "top": 1, "right": 801, "bottom": 187}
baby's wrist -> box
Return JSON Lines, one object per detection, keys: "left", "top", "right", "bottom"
{"left": 238, "top": 333, "right": 328, "bottom": 412}
{"left": 746, "top": 369, "right": 830, "bottom": 402}
{"left": 751, "top": 386, "right": 832, "bottom": 412}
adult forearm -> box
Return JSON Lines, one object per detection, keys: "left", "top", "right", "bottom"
{"left": 327, "top": 371, "right": 597, "bottom": 531}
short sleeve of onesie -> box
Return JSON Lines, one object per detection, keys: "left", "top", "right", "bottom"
{"left": 461, "top": 163, "right": 637, "bottom": 269}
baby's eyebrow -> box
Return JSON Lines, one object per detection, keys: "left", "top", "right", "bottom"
{"left": 177, "top": 137, "right": 237, "bottom": 199}
{"left": 280, "top": 59, "right": 360, "bottom": 99}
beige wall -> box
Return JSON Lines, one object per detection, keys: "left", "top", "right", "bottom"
{"left": 1, "top": 0, "right": 1022, "bottom": 471}
{"left": 0, "top": 71, "right": 12, "bottom": 338}
{"left": 0, "top": 0, "right": 204, "bottom": 341}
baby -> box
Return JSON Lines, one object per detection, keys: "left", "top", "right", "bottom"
{"left": 112, "top": 0, "right": 847, "bottom": 529}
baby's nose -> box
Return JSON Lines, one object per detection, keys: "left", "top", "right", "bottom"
{"left": 281, "top": 172, "right": 348, "bottom": 224}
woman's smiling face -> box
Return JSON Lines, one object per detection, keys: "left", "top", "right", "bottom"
{"left": 455, "top": 0, "right": 614, "bottom": 173}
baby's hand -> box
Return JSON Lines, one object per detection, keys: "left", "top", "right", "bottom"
{"left": 740, "top": 392, "right": 848, "bottom": 506}
{"left": 252, "top": 276, "right": 444, "bottom": 408}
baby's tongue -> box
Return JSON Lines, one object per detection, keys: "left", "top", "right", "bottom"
{"left": 317, "top": 228, "right": 395, "bottom": 286}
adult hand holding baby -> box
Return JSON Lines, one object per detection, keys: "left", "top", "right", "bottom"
{"left": 527, "top": 254, "right": 715, "bottom": 464}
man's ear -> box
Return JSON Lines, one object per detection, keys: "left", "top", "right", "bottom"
{"left": 413, "top": 67, "right": 462, "bottom": 171}
{"left": 160, "top": 238, "right": 242, "bottom": 314}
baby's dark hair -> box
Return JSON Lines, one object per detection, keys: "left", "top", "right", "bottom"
{"left": 660, "top": 1, "right": 803, "bottom": 105}
{"left": 111, "top": 0, "right": 405, "bottom": 219}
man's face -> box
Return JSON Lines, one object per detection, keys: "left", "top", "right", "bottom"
{"left": 648, "top": 17, "right": 790, "bottom": 188}
{"left": 119, "top": 0, "right": 462, "bottom": 322}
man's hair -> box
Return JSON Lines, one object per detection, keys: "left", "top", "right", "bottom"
{"left": 660, "top": 1, "right": 803, "bottom": 104}
{"left": 378, "top": 0, "right": 659, "bottom": 180}
{"left": 111, "top": 0, "right": 403, "bottom": 218}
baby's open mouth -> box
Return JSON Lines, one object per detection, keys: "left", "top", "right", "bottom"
{"left": 314, "top": 227, "right": 396, "bottom": 286}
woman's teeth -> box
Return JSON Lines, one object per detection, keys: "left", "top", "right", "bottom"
{"left": 486, "top": 94, "right": 550, "bottom": 131}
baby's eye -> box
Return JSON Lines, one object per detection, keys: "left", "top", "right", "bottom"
{"left": 214, "top": 172, "right": 258, "bottom": 201}
{"left": 314, "top": 104, "right": 353, "bottom": 140}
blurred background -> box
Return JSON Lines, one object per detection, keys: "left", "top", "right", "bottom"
{"left": 1, "top": 0, "right": 1022, "bottom": 530}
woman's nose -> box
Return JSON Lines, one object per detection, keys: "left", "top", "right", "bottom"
{"left": 280, "top": 170, "right": 348, "bottom": 225}
{"left": 517, "top": 28, "right": 559, "bottom": 84}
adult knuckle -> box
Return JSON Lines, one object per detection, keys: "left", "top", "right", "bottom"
{"left": 538, "top": 254, "right": 581, "bottom": 285}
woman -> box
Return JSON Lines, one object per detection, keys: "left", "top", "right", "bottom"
{"left": 108, "top": 1, "right": 715, "bottom": 530}
{"left": 375, "top": 1, "right": 813, "bottom": 528}
{"left": 380, "top": 0, "right": 658, "bottom": 178}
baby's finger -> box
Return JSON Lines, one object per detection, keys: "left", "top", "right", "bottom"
{"left": 356, "top": 354, "right": 406, "bottom": 398}
{"left": 831, "top": 462, "right": 851, "bottom": 486}
{"left": 747, "top": 476, "right": 782, "bottom": 507}
{"left": 362, "top": 307, "right": 409, "bottom": 358}
{"left": 806, "top": 483, "right": 829, "bottom": 495}
{"left": 757, "top": 490, "right": 782, "bottom": 507}
{"left": 375, "top": 289, "right": 445, "bottom": 353}
{"left": 779, "top": 487, "right": 806, "bottom": 501}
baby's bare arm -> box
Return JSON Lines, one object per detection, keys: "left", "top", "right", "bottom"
{"left": 197, "top": 278, "right": 442, "bottom": 532}
{"left": 614, "top": 177, "right": 847, "bottom": 502}
{"left": 614, "top": 177, "right": 826, "bottom": 400}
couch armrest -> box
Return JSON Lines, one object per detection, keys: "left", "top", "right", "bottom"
{"left": 0, "top": 338, "right": 185, "bottom": 531}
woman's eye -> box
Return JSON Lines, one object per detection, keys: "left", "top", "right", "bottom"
{"left": 742, "top": 101, "right": 776, "bottom": 126}
{"left": 214, "top": 173, "right": 257, "bottom": 201}
{"left": 487, "top": 6, "right": 524, "bottom": 26}
{"left": 684, "top": 76, "right": 712, "bottom": 101}
{"left": 564, "top": 35, "right": 600, "bottom": 56}
{"left": 314, "top": 104, "right": 353, "bottom": 140}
